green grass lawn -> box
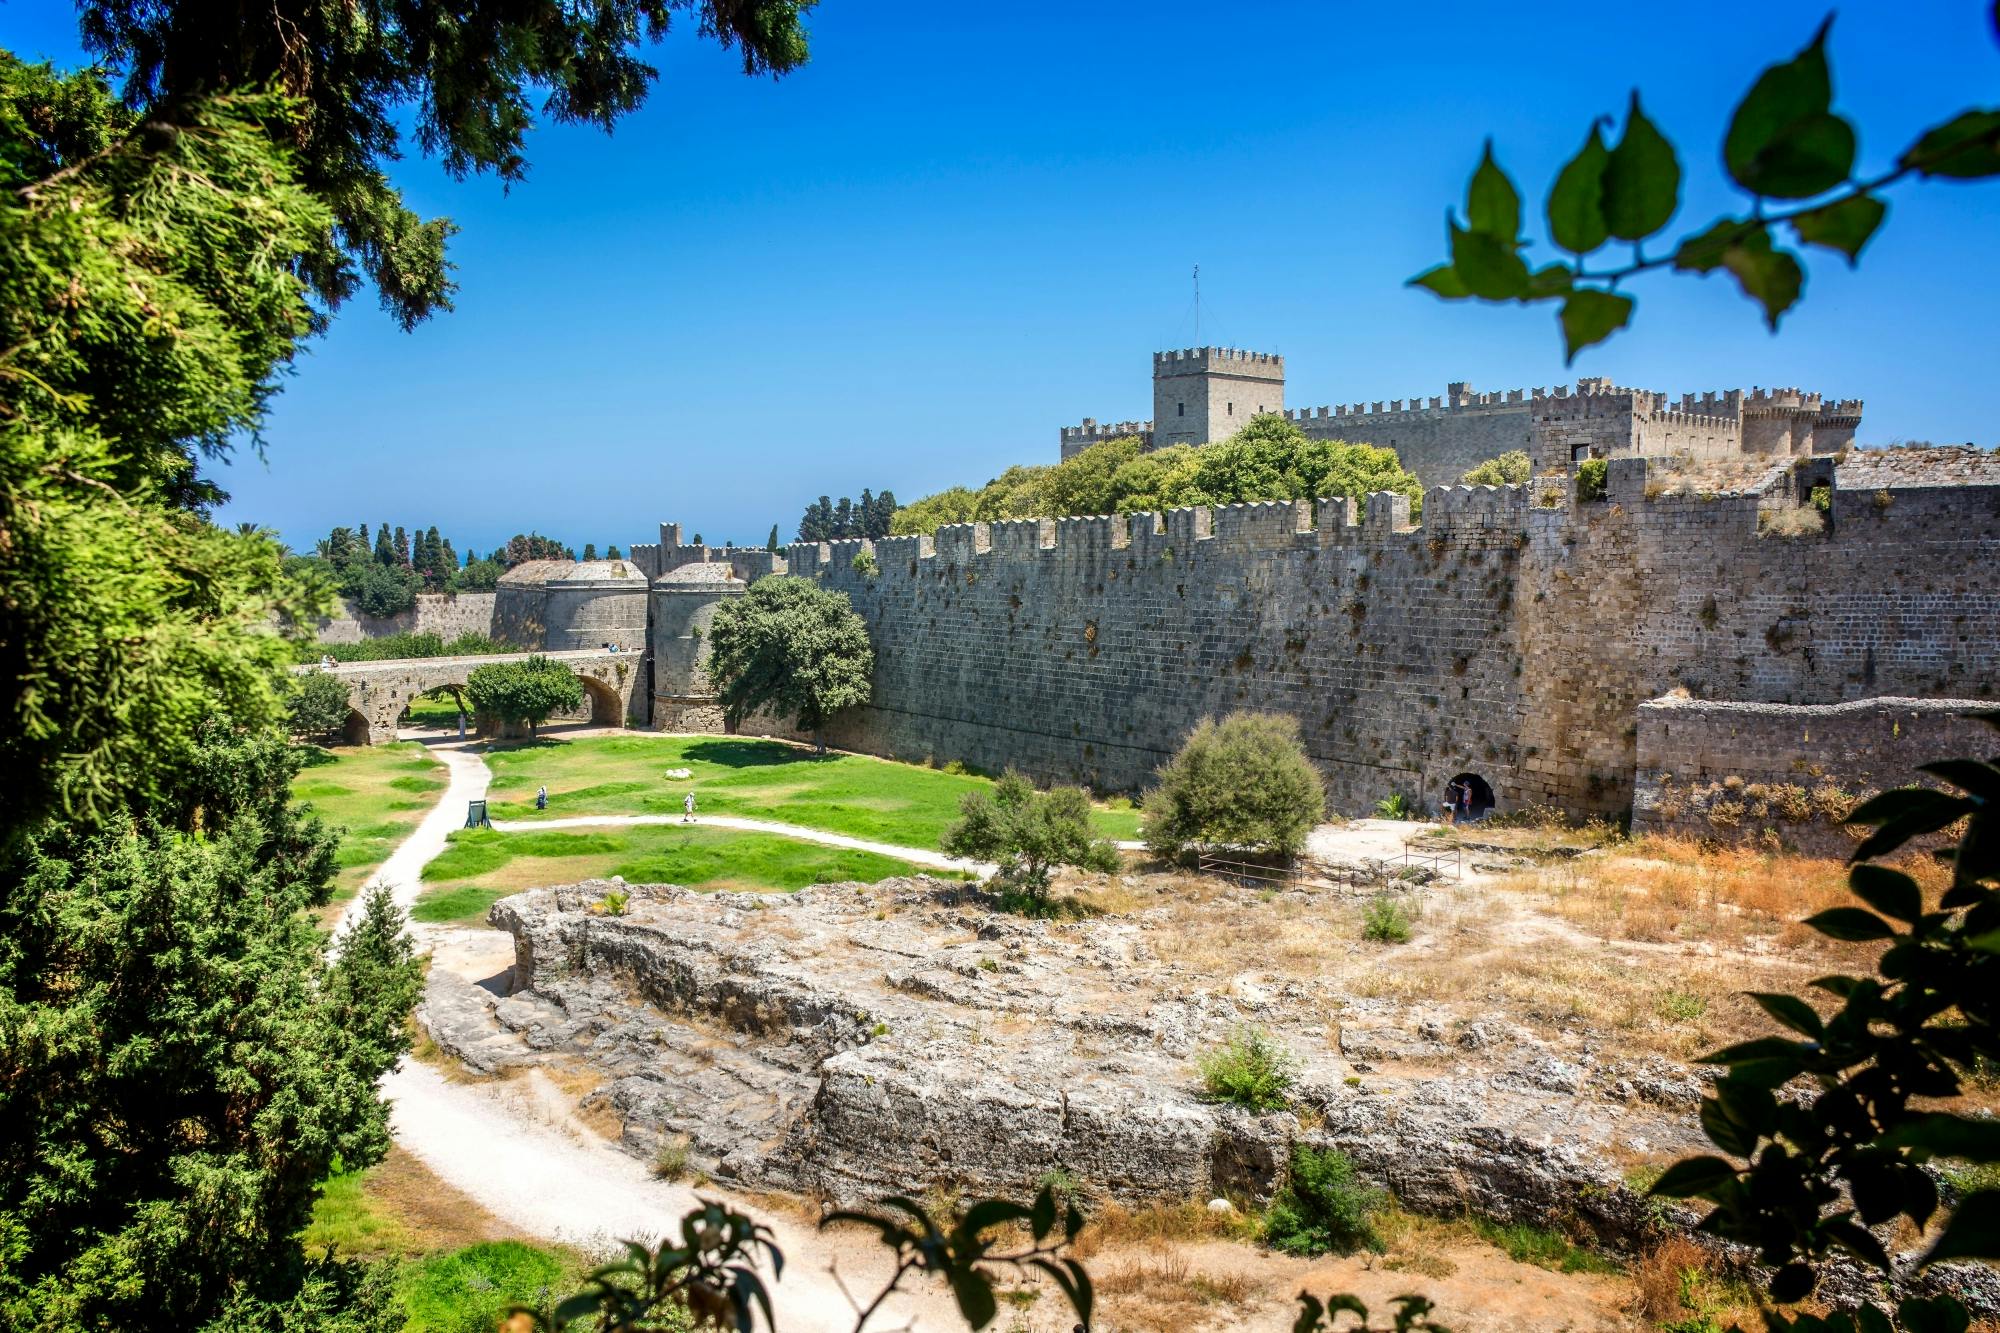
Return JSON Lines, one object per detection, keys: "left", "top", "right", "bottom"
{"left": 402, "top": 689, "right": 464, "bottom": 728}
{"left": 414, "top": 823, "right": 949, "bottom": 925}
{"left": 482, "top": 734, "right": 1144, "bottom": 846}
{"left": 291, "top": 742, "right": 448, "bottom": 900}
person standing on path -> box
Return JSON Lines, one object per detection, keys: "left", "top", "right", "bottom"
{"left": 683, "top": 791, "right": 697, "bottom": 823}
{"left": 536, "top": 785, "right": 548, "bottom": 811}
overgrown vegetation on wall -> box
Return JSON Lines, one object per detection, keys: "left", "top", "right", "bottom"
{"left": 890, "top": 415, "right": 1424, "bottom": 534}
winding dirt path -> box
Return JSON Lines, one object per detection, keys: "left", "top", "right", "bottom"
{"left": 360, "top": 739, "right": 960, "bottom": 1331}
{"left": 493, "top": 812, "right": 996, "bottom": 875}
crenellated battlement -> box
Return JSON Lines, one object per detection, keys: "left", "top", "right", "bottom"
{"left": 1152, "top": 346, "right": 1284, "bottom": 375}
{"left": 1060, "top": 418, "right": 1152, "bottom": 441}
{"left": 1744, "top": 387, "right": 1825, "bottom": 413}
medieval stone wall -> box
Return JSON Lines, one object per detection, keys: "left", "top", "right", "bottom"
{"left": 310, "top": 592, "right": 497, "bottom": 644}
{"left": 1630, "top": 695, "right": 1996, "bottom": 853}
{"left": 710, "top": 450, "right": 1999, "bottom": 818}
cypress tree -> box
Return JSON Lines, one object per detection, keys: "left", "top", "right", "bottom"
{"left": 582, "top": 542, "right": 597, "bottom": 561}
{"left": 393, "top": 526, "right": 410, "bottom": 567}
{"left": 768, "top": 524, "right": 780, "bottom": 551}
{"left": 373, "top": 523, "right": 394, "bottom": 564}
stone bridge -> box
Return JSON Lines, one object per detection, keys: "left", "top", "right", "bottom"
{"left": 307, "top": 649, "right": 645, "bottom": 744}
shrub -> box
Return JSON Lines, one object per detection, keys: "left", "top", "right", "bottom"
{"left": 1374, "top": 793, "right": 1412, "bottom": 821}
{"left": 1263, "top": 1146, "right": 1384, "bottom": 1256}
{"left": 593, "top": 888, "right": 630, "bottom": 916}
{"left": 286, "top": 670, "right": 352, "bottom": 741}
{"left": 399, "top": 1241, "right": 575, "bottom": 1333}
{"left": 1575, "top": 457, "right": 1609, "bottom": 502}
{"left": 1360, "top": 896, "right": 1412, "bottom": 944}
{"left": 941, "top": 771, "right": 1119, "bottom": 904}
{"left": 1142, "top": 713, "right": 1326, "bottom": 859}
{"left": 851, "top": 547, "right": 879, "bottom": 577}
{"left": 1197, "top": 1026, "right": 1297, "bottom": 1111}
{"left": 1758, "top": 505, "right": 1826, "bottom": 538}
{"left": 466, "top": 655, "right": 583, "bottom": 738}
{"left": 1461, "top": 450, "right": 1530, "bottom": 487}
{"left": 651, "top": 1136, "right": 691, "bottom": 1181}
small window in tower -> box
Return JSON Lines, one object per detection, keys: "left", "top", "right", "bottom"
{"left": 1177, "top": 402, "right": 1185, "bottom": 417}
{"left": 1228, "top": 402, "right": 1234, "bottom": 415}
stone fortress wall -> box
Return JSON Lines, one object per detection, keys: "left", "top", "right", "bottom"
{"left": 310, "top": 592, "right": 498, "bottom": 644}
{"left": 644, "top": 445, "right": 1999, "bottom": 824}
{"left": 1061, "top": 348, "right": 1865, "bottom": 490}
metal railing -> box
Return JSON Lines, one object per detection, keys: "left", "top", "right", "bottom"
{"left": 1401, "top": 840, "right": 1463, "bottom": 883}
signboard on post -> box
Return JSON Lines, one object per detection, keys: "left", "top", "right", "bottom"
{"left": 465, "top": 799, "right": 493, "bottom": 829}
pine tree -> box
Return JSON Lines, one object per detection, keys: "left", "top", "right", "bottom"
{"left": 832, "top": 497, "right": 853, "bottom": 538}
{"left": 873, "top": 489, "right": 898, "bottom": 537}
{"left": 607, "top": 544, "right": 622, "bottom": 559}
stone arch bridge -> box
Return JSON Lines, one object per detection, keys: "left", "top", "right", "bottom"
{"left": 309, "top": 649, "right": 643, "bottom": 744}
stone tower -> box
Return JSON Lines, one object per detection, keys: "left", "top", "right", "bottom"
{"left": 649, "top": 561, "right": 745, "bottom": 731}
{"left": 1151, "top": 347, "right": 1285, "bottom": 447}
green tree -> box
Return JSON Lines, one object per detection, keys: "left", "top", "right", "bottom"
{"left": 768, "top": 523, "right": 781, "bottom": 551}
{"left": 0, "top": 723, "right": 423, "bottom": 1331}
{"left": 79, "top": 0, "right": 814, "bottom": 329}
{"left": 582, "top": 542, "right": 598, "bottom": 561}
{"left": 940, "top": 771, "right": 1120, "bottom": 905}
{"left": 1461, "top": 451, "right": 1531, "bottom": 487}
{"left": 466, "top": 655, "right": 584, "bottom": 738}
{"left": 1413, "top": 12, "right": 2000, "bottom": 358}
{"left": 350, "top": 561, "right": 422, "bottom": 618}
{"left": 452, "top": 557, "right": 506, "bottom": 593}
{"left": 705, "top": 576, "right": 872, "bottom": 752}
{"left": 287, "top": 669, "right": 353, "bottom": 742}
{"left": 890, "top": 485, "right": 984, "bottom": 535}
{"left": 1142, "top": 713, "right": 1327, "bottom": 859}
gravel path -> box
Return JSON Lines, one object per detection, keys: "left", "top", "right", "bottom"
{"left": 357, "top": 742, "right": 961, "bottom": 1331}
{"left": 492, "top": 812, "right": 995, "bottom": 876}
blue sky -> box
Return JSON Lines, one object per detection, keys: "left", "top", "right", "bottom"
{"left": 10, "top": 0, "right": 1997, "bottom": 555}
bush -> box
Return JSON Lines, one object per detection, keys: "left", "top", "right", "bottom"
{"left": 1374, "top": 793, "right": 1412, "bottom": 820}
{"left": 1575, "top": 457, "right": 1609, "bottom": 502}
{"left": 1142, "top": 713, "right": 1325, "bottom": 859}
{"left": 399, "top": 1241, "right": 576, "bottom": 1333}
{"left": 1197, "top": 1026, "right": 1297, "bottom": 1110}
{"left": 287, "top": 669, "right": 352, "bottom": 741}
{"left": 1360, "top": 896, "right": 1412, "bottom": 944}
{"left": 466, "top": 655, "right": 583, "bottom": 737}
{"left": 1461, "top": 450, "right": 1530, "bottom": 487}
{"left": 349, "top": 560, "right": 423, "bottom": 617}
{"left": 940, "top": 770, "right": 1119, "bottom": 904}
{"left": 851, "top": 547, "right": 879, "bottom": 577}
{"left": 1264, "top": 1146, "right": 1385, "bottom": 1256}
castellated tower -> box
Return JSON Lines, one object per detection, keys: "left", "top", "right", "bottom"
{"left": 1152, "top": 348, "right": 1286, "bottom": 448}
{"left": 650, "top": 561, "right": 745, "bottom": 732}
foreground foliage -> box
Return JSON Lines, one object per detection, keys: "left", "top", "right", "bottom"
{"left": 0, "top": 724, "right": 423, "bottom": 1331}
{"left": 1265, "top": 1146, "right": 1387, "bottom": 1257}
{"left": 940, "top": 770, "right": 1119, "bottom": 903}
{"left": 1415, "top": 12, "right": 2000, "bottom": 358}
{"left": 891, "top": 415, "right": 1425, "bottom": 533}
{"left": 705, "top": 577, "right": 872, "bottom": 750}
{"left": 1142, "top": 712, "right": 1326, "bottom": 859}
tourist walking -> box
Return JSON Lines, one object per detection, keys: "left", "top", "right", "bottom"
{"left": 1441, "top": 780, "right": 1461, "bottom": 826}
{"left": 682, "top": 791, "right": 697, "bottom": 823}
{"left": 536, "top": 785, "right": 548, "bottom": 811}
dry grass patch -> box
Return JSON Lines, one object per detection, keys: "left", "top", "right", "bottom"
{"left": 1094, "top": 1246, "right": 1257, "bottom": 1332}
{"left": 1069, "top": 1200, "right": 1258, "bottom": 1259}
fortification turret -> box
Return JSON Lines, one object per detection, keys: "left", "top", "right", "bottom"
{"left": 1152, "top": 346, "right": 1285, "bottom": 448}
{"left": 651, "top": 560, "right": 745, "bottom": 731}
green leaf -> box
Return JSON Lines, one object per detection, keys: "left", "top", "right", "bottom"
{"left": 1649, "top": 1154, "right": 1740, "bottom": 1197}
{"left": 1792, "top": 195, "right": 1886, "bottom": 264}
{"left": 1526, "top": 263, "right": 1575, "bottom": 299}
{"left": 1848, "top": 864, "right": 1923, "bottom": 924}
{"left": 1700, "top": 1036, "right": 1809, "bottom": 1065}
{"left": 1770, "top": 1261, "right": 1816, "bottom": 1304}
{"left": 1409, "top": 263, "right": 1470, "bottom": 300}
{"left": 1919, "top": 758, "right": 2000, "bottom": 802}
{"left": 1921, "top": 1189, "right": 2000, "bottom": 1265}
{"left": 1897, "top": 1294, "right": 1973, "bottom": 1333}
{"left": 1804, "top": 906, "right": 1896, "bottom": 941}
{"left": 1719, "top": 227, "right": 1805, "bottom": 330}
{"left": 1902, "top": 109, "right": 2000, "bottom": 179}
{"left": 1547, "top": 124, "right": 1611, "bottom": 254}
{"left": 1725, "top": 19, "right": 1856, "bottom": 198}
{"left": 949, "top": 1265, "right": 998, "bottom": 1330}
{"left": 1674, "top": 217, "right": 1753, "bottom": 273}
{"left": 1449, "top": 220, "right": 1531, "bottom": 301}
{"left": 1603, "top": 93, "right": 1681, "bottom": 240}
{"left": 1467, "top": 141, "right": 1522, "bottom": 240}
{"left": 959, "top": 1199, "right": 1031, "bottom": 1237}
{"left": 1701, "top": 1096, "right": 1758, "bottom": 1156}
{"left": 1559, "top": 289, "right": 1633, "bottom": 362}
{"left": 1030, "top": 1185, "right": 1056, "bottom": 1241}
{"left": 1884, "top": 1114, "right": 2000, "bottom": 1162}
{"left": 1748, "top": 991, "right": 1824, "bottom": 1038}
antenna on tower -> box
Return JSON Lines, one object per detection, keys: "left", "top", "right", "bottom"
{"left": 1193, "top": 264, "right": 1201, "bottom": 342}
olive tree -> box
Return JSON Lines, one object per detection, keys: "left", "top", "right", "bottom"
{"left": 940, "top": 771, "right": 1120, "bottom": 906}
{"left": 1142, "top": 712, "right": 1327, "bottom": 859}
{"left": 286, "top": 669, "right": 353, "bottom": 742}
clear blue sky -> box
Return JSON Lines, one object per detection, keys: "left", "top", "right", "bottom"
{"left": 10, "top": 0, "right": 1998, "bottom": 555}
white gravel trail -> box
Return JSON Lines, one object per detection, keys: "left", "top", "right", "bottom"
{"left": 352, "top": 740, "right": 960, "bottom": 1331}
{"left": 492, "top": 812, "right": 996, "bottom": 876}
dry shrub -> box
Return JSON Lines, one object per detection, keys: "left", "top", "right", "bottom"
{"left": 1634, "top": 1235, "right": 1708, "bottom": 1322}
{"left": 1094, "top": 1247, "right": 1254, "bottom": 1332}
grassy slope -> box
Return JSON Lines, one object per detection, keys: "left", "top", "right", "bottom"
{"left": 291, "top": 742, "right": 448, "bottom": 901}
{"left": 482, "top": 734, "right": 1144, "bottom": 844}
{"left": 414, "top": 824, "right": 947, "bottom": 924}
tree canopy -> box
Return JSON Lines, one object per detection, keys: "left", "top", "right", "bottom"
{"left": 704, "top": 576, "right": 872, "bottom": 748}
{"left": 466, "top": 655, "right": 585, "bottom": 737}
{"left": 78, "top": 0, "right": 816, "bottom": 328}
{"left": 1142, "top": 713, "right": 1327, "bottom": 859}
{"left": 940, "top": 771, "right": 1119, "bottom": 904}
{"left": 890, "top": 416, "right": 1424, "bottom": 536}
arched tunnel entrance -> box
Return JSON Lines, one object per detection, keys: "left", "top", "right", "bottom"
{"left": 578, "top": 675, "right": 623, "bottom": 727}
{"left": 1448, "top": 772, "right": 1496, "bottom": 821}
{"left": 340, "top": 708, "right": 373, "bottom": 747}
